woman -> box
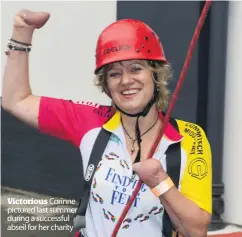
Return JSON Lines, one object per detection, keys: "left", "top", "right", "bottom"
{"left": 2, "top": 9, "right": 212, "bottom": 237}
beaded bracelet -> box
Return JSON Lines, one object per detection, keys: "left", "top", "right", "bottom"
{"left": 7, "top": 43, "right": 31, "bottom": 52}
{"left": 9, "top": 38, "right": 32, "bottom": 47}
{"left": 5, "top": 38, "right": 32, "bottom": 55}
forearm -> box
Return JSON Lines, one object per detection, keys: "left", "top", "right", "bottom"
{"left": 2, "top": 27, "right": 33, "bottom": 111}
{"left": 160, "top": 187, "right": 210, "bottom": 237}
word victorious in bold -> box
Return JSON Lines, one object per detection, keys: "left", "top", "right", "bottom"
{"left": 7, "top": 198, "right": 76, "bottom": 205}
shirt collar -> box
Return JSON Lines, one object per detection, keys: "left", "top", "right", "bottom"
{"left": 103, "top": 111, "right": 183, "bottom": 143}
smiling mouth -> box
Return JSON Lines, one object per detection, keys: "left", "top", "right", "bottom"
{"left": 121, "top": 89, "right": 140, "bottom": 96}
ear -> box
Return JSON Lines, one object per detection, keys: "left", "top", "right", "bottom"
{"left": 153, "top": 72, "right": 158, "bottom": 82}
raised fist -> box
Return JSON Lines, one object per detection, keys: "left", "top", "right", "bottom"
{"left": 14, "top": 9, "right": 50, "bottom": 30}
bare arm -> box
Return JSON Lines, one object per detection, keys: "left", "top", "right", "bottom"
{"left": 1, "top": 9, "right": 50, "bottom": 129}
{"left": 133, "top": 157, "right": 212, "bottom": 237}
{"left": 159, "top": 186, "right": 211, "bottom": 237}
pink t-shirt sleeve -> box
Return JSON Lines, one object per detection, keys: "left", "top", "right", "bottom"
{"left": 38, "top": 96, "right": 113, "bottom": 147}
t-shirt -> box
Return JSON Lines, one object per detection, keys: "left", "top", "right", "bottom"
{"left": 38, "top": 96, "right": 212, "bottom": 237}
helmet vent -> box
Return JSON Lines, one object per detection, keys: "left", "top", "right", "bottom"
{"left": 148, "top": 50, "right": 151, "bottom": 53}
{"left": 142, "top": 45, "right": 145, "bottom": 48}
{"left": 136, "top": 49, "right": 140, "bottom": 53}
{"left": 145, "top": 36, "right": 149, "bottom": 41}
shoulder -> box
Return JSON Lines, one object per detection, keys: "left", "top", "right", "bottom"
{"left": 175, "top": 118, "right": 210, "bottom": 152}
{"left": 72, "top": 100, "right": 114, "bottom": 118}
{"left": 40, "top": 96, "right": 114, "bottom": 120}
{"left": 39, "top": 96, "right": 115, "bottom": 146}
{"left": 175, "top": 119, "right": 207, "bottom": 139}
{"left": 174, "top": 119, "right": 212, "bottom": 173}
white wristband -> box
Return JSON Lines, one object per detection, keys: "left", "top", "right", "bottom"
{"left": 151, "top": 177, "right": 174, "bottom": 197}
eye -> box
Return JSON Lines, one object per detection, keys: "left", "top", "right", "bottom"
{"left": 131, "top": 65, "right": 142, "bottom": 72}
{"left": 108, "top": 72, "right": 121, "bottom": 78}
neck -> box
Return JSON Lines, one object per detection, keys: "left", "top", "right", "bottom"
{"left": 121, "top": 105, "right": 160, "bottom": 139}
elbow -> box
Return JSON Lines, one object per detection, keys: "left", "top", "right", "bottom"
{"left": 1, "top": 92, "right": 11, "bottom": 111}
{"left": 188, "top": 227, "right": 208, "bottom": 237}
{"left": 1, "top": 96, "right": 15, "bottom": 113}
{"left": 2, "top": 97, "right": 20, "bottom": 116}
{"left": 187, "top": 214, "right": 211, "bottom": 237}
{"left": 1, "top": 97, "right": 11, "bottom": 112}
{"left": 179, "top": 224, "right": 208, "bottom": 237}
{"left": 1, "top": 94, "right": 27, "bottom": 114}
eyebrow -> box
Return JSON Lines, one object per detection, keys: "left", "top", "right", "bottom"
{"left": 127, "top": 60, "right": 146, "bottom": 66}
{"left": 108, "top": 60, "right": 145, "bottom": 71}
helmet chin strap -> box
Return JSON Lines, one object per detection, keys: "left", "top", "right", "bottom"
{"left": 113, "top": 76, "right": 159, "bottom": 165}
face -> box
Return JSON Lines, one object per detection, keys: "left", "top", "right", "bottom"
{"left": 106, "top": 60, "right": 154, "bottom": 114}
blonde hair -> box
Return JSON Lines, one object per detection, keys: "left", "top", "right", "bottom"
{"left": 94, "top": 60, "right": 172, "bottom": 111}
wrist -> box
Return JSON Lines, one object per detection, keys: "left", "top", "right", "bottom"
{"left": 151, "top": 171, "right": 169, "bottom": 189}
{"left": 12, "top": 26, "right": 34, "bottom": 44}
{"left": 151, "top": 176, "right": 174, "bottom": 197}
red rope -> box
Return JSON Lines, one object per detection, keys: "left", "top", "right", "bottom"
{"left": 111, "top": 1, "right": 212, "bottom": 236}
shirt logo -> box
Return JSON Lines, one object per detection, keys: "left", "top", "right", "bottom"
{"left": 85, "top": 164, "right": 95, "bottom": 181}
{"left": 110, "top": 134, "right": 121, "bottom": 145}
{"left": 188, "top": 158, "right": 208, "bottom": 180}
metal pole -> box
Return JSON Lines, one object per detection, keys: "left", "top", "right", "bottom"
{"left": 204, "top": 1, "right": 229, "bottom": 230}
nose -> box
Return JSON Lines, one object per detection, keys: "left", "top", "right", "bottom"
{"left": 120, "top": 71, "right": 134, "bottom": 86}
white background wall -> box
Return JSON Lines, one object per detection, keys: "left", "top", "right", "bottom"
{"left": 222, "top": 1, "right": 242, "bottom": 226}
{"left": 1, "top": 1, "right": 115, "bottom": 104}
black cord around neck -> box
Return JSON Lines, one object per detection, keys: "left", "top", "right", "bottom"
{"left": 122, "top": 114, "right": 159, "bottom": 142}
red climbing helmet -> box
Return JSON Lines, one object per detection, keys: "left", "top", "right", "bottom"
{"left": 94, "top": 19, "right": 167, "bottom": 74}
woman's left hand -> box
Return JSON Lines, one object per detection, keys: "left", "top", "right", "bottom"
{"left": 133, "top": 159, "right": 168, "bottom": 188}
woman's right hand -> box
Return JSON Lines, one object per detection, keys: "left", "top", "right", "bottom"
{"left": 12, "top": 9, "right": 50, "bottom": 43}
{"left": 14, "top": 9, "right": 50, "bottom": 29}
